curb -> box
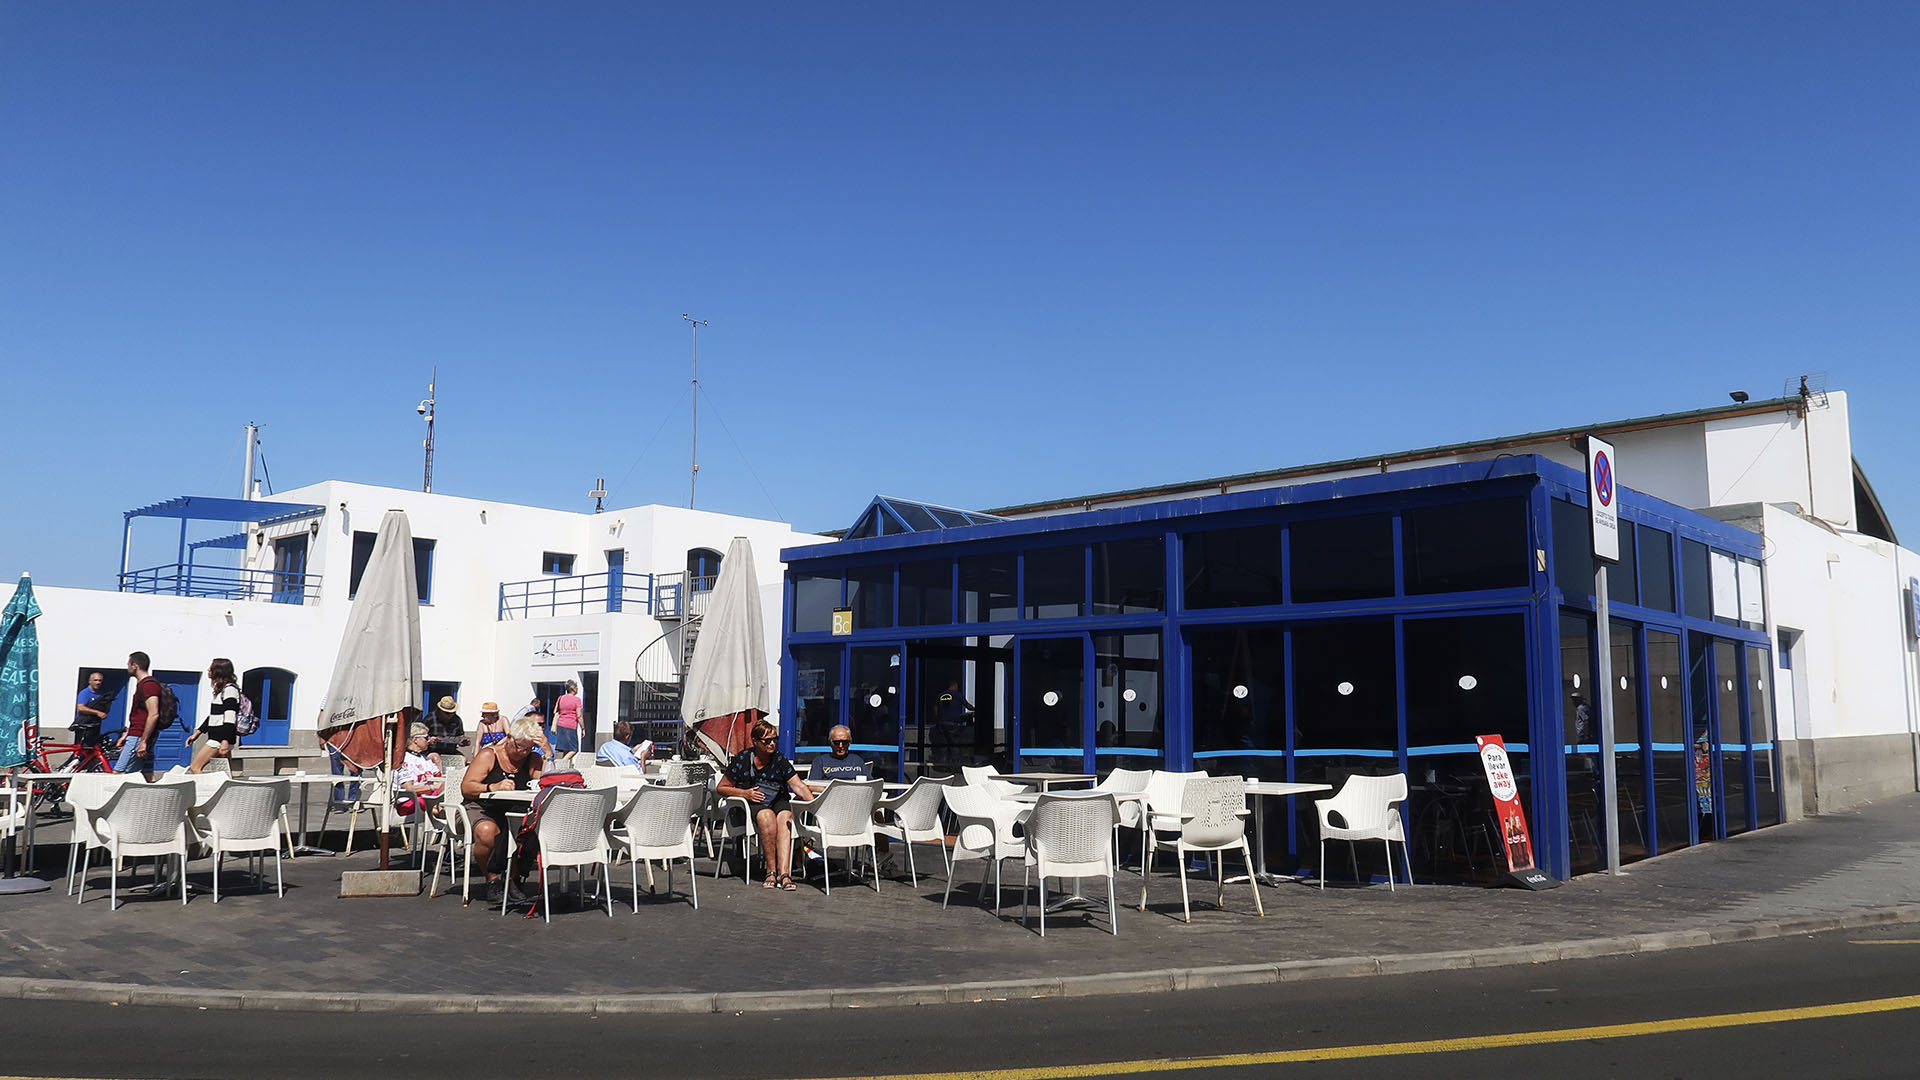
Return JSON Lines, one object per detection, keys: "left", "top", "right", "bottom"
{"left": 6, "top": 904, "right": 1918, "bottom": 1015}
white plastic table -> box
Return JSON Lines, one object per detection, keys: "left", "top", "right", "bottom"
{"left": 1239, "top": 780, "right": 1333, "bottom": 885}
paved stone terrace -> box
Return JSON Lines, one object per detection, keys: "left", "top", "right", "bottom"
{"left": 1, "top": 793, "right": 1915, "bottom": 1000}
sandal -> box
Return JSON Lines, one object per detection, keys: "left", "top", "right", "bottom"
{"left": 777, "top": 873, "right": 797, "bottom": 891}
{"left": 763, "top": 875, "right": 778, "bottom": 889}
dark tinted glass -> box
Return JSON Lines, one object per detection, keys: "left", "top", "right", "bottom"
{"left": 1637, "top": 525, "right": 1675, "bottom": 612}
{"left": 1018, "top": 637, "right": 1084, "bottom": 771}
{"left": 1404, "top": 613, "right": 1529, "bottom": 749}
{"left": 1688, "top": 633, "right": 1718, "bottom": 840}
{"left": 1092, "top": 537, "right": 1165, "bottom": 614}
{"left": 791, "top": 646, "right": 842, "bottom": 747}
{"left": 1403, "top": 498, "right": 1529, "bottom": 594}
{"left": 1183, "top": 523, "right": 1285, "bottom": 609}
{"left": 1024, "top": 546, "right": 1083, "bottom": 619}
{"left": 959, "top": 552, "right": 1016, "bottom": 622}
{"left": 847, "top": 647, "right": 901, "bottom": 778}
{"left": 898, "top": 559, "right": 953, "bottom": 626}
{"left": 1681, "top": 539, "right": 1712, "bottom": 620}
{"left": 1290, "top": 514, "right": 1393, "bottom": 604}
{"left": 1647, "top": 629, "right": 1690, "bottom": 853}
{"left": 1716, "top": 639, "right": 1749, "bottom": 836}
{"left": 1551, "top": 499, "right": 1593, "bottom": 601}
{"left": 1190, "top": 627, "right": 1286, "bottom": 758}
{"left": 1559, "top": 611, "right": 1602, "bottom": 874}
{"left": 791, "top": 571, "right": 840, "bottom": 633}
{"left": 847, "top": 564, "right": 894, "bottom": 629}
{"left": 1291, "top": 620, "right": 1396, "bottom": 752}
{"left": 1610, "top": 621, "right": 1650, "bottom": 865}
{"left": 1604, "top": 518, "right": 1637, "bottom": 605}
{"left": 1747, "top": 644, "right": 1779, "bottom": 827}
{"left": 1093, "top": 633, "right": 1161, "bottom": 757}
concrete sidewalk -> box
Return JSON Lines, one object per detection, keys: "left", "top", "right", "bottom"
{"left": 1, "top": 792, "right": 1915, "bottom": 1013}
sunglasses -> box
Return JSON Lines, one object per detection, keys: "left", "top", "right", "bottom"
{"left": 830, "top": 739, "right": 851, "bottom": 746}
{"left": 754, "top": 736, "right": 776, "bottom": 746}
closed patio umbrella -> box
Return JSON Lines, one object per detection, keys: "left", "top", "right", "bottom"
{"left": 317, "top": 511, "right": 423, "bottom": 869}
{"left": 680, "top": 537, "right": 770, "bottom": 762}
{"left": 0, "top": 574, "right": 50, "bottom": 893}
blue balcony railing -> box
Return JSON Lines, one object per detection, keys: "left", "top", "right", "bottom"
{"left": 498, "top": 571, "right": 682, "bottom": 620}
{"left": 119, "top": 564, "right": 322, "bottom": 605}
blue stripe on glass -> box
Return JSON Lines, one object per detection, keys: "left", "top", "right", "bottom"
{"left": 1092, "top": 747, "right": 1162, "bottom": 757}
{"left": 1193, "top": 750, "right": 1290, "bottom": 759}
{"left": 794, "top": 743, "right": 897, "bottom": 755}
{"left": 1292, "top": 748, "right": 1398, "bottom": 758}
{"left": 1020, "top": 747, "right": 1085, "bottom": 756}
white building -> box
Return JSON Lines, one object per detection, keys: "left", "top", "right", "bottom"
{"left": 36, "top": 479, "right": 827, "bottom": 773}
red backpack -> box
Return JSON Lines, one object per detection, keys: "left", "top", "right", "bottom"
{"left": 516, "top": 770, "right": 585, "bottom": 841}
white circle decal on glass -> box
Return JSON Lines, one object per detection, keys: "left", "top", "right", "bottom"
{"left": 1620, "top": 676, "right": 1629, "bottom": 690}
{"left": 1042, "top": 691, "right": 1060, "bottom": 707}
{"left": 1726, "top": 679, "right": 1735, "bottom": 692}
{"left": 1660, "top": 676, "right": 1669, "bottom": 689}
{"left": 1457, "top": 675, "right": 1478, "bottom": 691}
{"left": 1122, "top": 688, "right": 1137, "bottom": 702}
{"left": 1336, "top": 681, "right": 1354, "bottom": 697}
{"left": 1572, "top": 673, "right": 1581, "bottom": 689}
{"left": 887, "top": 685, "right": 896, "bottom": 695}
{"left": 869, "top": 693, "right": 883, "bottom": 708}
{"left": 1232, "top": 685, "right": 1249, "bottom": 699}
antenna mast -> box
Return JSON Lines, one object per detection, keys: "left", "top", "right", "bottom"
{"left": 419, "top": 368, "right": 438, "bottom": 493}
{"left": 241, "top": 423, "right": 259, "bottom": 500}
{"left": 682, "top": 314, "right": 708, "bottom": 509}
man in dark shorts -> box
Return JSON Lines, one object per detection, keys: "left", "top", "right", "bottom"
{"left": 458, "top": 717, "right": 545, "bottom": 902}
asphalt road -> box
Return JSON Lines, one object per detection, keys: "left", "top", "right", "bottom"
{"left": 2, "top": 924, "right": 1916, "bottom": 1080}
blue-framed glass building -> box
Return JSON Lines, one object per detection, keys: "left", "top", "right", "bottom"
{"left": 780, "top": 455, "right": 1779, "bottom": 884}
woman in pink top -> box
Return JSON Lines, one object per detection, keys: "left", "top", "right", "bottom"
{"left": 550, "top": 680, "right": 583, "bottom": 763}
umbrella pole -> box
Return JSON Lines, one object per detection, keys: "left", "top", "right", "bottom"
{"left": 377, "top": 717, "right": 393, "bottom": 871}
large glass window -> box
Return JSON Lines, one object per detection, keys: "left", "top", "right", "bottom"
{"left": 1560, "top": 612, "right": 1602, "bottom": 875}
{"left": 1290, "top": 514, "right": 1394, "bottom": 604}
{"left": 1716, "top": 639, "right": 1750, "bottom": 836}
{"left": 1402, "top": 498, "right": 1529, "bottom": 595}
{"left": 790, "top": 646, "right": 842, "bottom": 748}
{"left": 1647, "top": 629, "right": 1691, "bottom": 853}
{"left": 899, "top": 559, "right": 953, "bottom": 626}
{"left": 1024, "top": 546, "right": 1084, "bottom": 619}
{"left": 1609, "top": 621, "right": 1650, "bottom": 865}
{"left": 844, "top": 646, "right": 901, "bottom": 779}
{"left": 959, "top": 552, "right": 1016, "bottom": 622}
{"left": 1093, "top": 633, "right": 1161, "bottom": 769}
{"left": 847, "top": 565, "right": 894, "bottom": 630}
{"left": 1018, "top": 637, "right": 1084, "bottom": 773}
{"left": 1092, "top": 537, "right": 1165, "bottom": 614}
{"left": 1406, "top": 613, "right": 1530, "bottom": 882}
{"left": 1681, "top": 539, "right": 1712, "bottom": 621}
{"left": 1747, "top": 643, "right": 1780, "bottom": 828}
{"left": 1688, "top": 633, "right": 1719, "bottom": 840}
{"left": 1183, "top": 523, "right": 1285, "bottom": 609}
{"left": 1604, "top": 521, "right": 1638, "bottom": 606}
{"left": 1637, "top": 525, "right": 1675, "bottom": 612}
{"left": 1552, "top": 499, "right": 1594, "bottom": 601}
{"left": 1191, "top": 627, "right": 1286, "bottom": 775}
{"left": 791, "top": 571, "right": 840, "bottom": 633}
{"left": 1290, "top": 620, "right": 1396, "bottom": 883}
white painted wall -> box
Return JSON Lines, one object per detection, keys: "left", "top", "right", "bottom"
{"left": 30, "top": 479, "right": 828, "bottom": 756}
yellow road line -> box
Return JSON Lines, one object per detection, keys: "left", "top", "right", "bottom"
{"left": 789, "top": 992, "right": 1920, "bottom": 1080}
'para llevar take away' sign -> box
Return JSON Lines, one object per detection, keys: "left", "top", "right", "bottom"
{"left": 1476, "top": 734, "right": 1559, "bottom": 890}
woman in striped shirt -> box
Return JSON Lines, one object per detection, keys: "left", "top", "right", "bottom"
{"left": 189, "top": 656, "right": 242, "bottom": 774}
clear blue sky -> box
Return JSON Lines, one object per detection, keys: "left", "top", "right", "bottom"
{"left": 4, "top": 3, "right": 1916, "bottom": 588}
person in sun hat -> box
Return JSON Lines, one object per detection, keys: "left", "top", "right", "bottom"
{"left": 425, "top": 695, "right": 469, "bottom": 767}
{"left": 475, "top": 701, "right": 508, "bottom": 747}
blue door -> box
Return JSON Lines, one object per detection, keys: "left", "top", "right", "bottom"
{"left": 150, "top": 670, "right": 200, "bottom": 771}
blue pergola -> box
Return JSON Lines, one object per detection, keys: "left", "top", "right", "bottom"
{"left": 121, "top": 495, "right": 324, "bottom": 582}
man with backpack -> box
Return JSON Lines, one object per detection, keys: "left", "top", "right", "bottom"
{"left": 116, "top": 651, "right": 166, "bottom": 780}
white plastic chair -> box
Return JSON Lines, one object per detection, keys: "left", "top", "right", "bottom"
{"left": 79, "top": 780, "right": 197, "bottom": 908}
{"left": 609, "top": 782, "right": 702, "bottom": 910}
{"left": 1315, "top": 772, "right": 1413, "bottom": 891}
{"left": 502, "top": 786, "right": 618, "bottom": 921}
{"left": 1141, "top": 776, "right": 1263, "bottom": 922}
{"left": 874, "top": 776, "right": 954, "bottom": 886}
{"left": 792, "top": 779, "right": 884, "bottom": 895}
{"left": 200, "top": 779, "right": 291, "bottom": 901}
{"left": 941, "top": 784, "right": 1027, "bottom": 913}
{"left": 961, "top": 765, "right": 1022, "bottom": 798}
{"left": 1021, "top": 792, "right": 1120, "bottom": 937}
{"left": 422, "top": 792, "right": 475, "bottom": 903}
{"left": 63, "top": 772, "right": 135, "bottom": 895}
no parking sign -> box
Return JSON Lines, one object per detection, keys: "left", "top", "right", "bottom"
{"left": 1587, "top": 435, "right": 1619, "bottom": 562}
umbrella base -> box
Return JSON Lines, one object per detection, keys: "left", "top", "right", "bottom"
{"left": 339, "top": 869, "right": 421, "bottom": 898}
{"left": 0, "top": 876, "right": 51, "bottom": 894}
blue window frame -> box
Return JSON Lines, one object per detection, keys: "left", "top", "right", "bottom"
{"left": 242, "top": 667, "right": 297, "bottom": 746}
{"left": 542, "top": 552, "right": 575, "bottom": 575}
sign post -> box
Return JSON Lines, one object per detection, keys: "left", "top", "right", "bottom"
{"left": 1587, "top": 435, "right": 1622, "bottom": 875}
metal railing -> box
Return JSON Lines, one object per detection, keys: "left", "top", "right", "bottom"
{"left": 119, "top": 564, "right": 322, "bottom": 604}
{"left": 498, "top": 570, "right": 682, "bottom": 620}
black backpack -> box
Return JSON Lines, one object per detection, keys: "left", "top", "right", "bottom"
{"left": 154, "top": 682, "right": 183, "bottom": 731}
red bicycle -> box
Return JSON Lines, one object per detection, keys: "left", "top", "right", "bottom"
{"left": 18, "top": 722, "right": 120, "bottom": 815}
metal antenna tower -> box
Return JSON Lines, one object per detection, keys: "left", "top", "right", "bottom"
{"left": 419, "top": 367, "right": 438, "bottom": 493}
{"left": 682, "top": 314, "right": 707, "bottom": 509}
